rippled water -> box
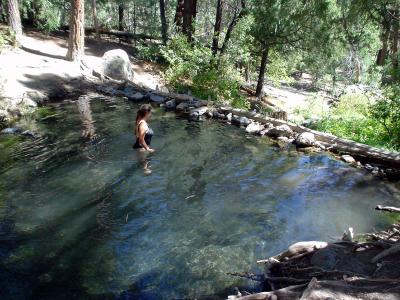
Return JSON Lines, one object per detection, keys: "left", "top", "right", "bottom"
{"left": 0, "top": 96, "right": 400, "bottom": 300}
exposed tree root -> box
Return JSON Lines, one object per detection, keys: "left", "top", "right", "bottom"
{"left": 227, "top": 205, "right": 400, "bottom": 299}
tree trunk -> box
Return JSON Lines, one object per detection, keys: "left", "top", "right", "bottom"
{"left": 391, "top": 6, "right": 399, "bottom": 69}
{"left": 91, "top": 0, "right": 100, "bottom": 39}
{"left": 174, "top": 0, "right": 184, "bottom": 31}
{"left": 159, "top": 0, "right": 168, "bottom": 44}
{"left": 182, "top": 0, "right": 197, "bottom": 41}
{"left": 220, "top": 0, "right": 246, "bottom": 55}
{"left": 255, "top": 47, "right": 269, "bottom": 98}
{"left": 118, "top": 3, "right": 124, "bottom": 31}
{"left": 7, "top": 0, "right": 23, "bottom": 39}
{"left": 66, "top": 0, "right": 85, "bottom": 62}
{"left": 377, "top": 19, "right": 391, "bottom": 66}
{"left": 212, "top": 0, "right": 224, "bottom": 55}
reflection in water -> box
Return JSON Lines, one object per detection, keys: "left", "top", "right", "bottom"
{"left": 0, "top": 98, "right": 400, "bottom": 300}
{"left": 77, "top": 96, "right": 97, "bottom": 141}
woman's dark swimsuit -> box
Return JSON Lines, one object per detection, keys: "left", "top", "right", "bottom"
{"left": 133, "top": 126, "right": 154, "bottom": 149}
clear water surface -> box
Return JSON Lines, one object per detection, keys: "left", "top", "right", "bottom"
{"left": 0, "top": 96, "right": 399, "bottom": 299}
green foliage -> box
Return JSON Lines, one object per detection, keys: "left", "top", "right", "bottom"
{"left": 293, "top": 93, "right": 393, "bottom": 149}
{"left": 135, "top": 43, "right": 164, "bottom": 63}
{"left": 0, "top": 26, "right": 17, "bottom": 49}
{"left": 160, "top": 35, "right": 244, "bottom": 105}
{"left": 308, "top": 94, "right": 391, "bottom": 149}
{"left": 370, "top": 85, "right": 400, "bottom": 149}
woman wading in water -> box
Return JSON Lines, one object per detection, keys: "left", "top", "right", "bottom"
{"left": 133, "top": 104, "right": 155, "bottom": 153}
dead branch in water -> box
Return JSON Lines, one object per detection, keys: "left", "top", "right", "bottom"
{"left": 375, "top": 205, "right": 400, "bottom": 213}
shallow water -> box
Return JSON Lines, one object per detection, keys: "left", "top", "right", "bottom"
{"left": 0, "top": 96, "right": 400, "bottom": 300}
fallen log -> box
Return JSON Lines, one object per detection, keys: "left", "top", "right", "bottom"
{"left": 60, "top": 26, "right": 159, "bottom": 40}
{"left": 375, "top": 205, "right": 400, "bottom": 213}
{"left": 229, "top": 283, "right": 307, "bottom": 300}
{"left": 218, "top": 107, "right": 400, "bottom": 170}
{"left": 371, "top": 242, "right": 400, "bottom": 263}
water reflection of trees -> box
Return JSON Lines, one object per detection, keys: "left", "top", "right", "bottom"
{"left": 76, "top": 96, "right": 97, "bottom": 141}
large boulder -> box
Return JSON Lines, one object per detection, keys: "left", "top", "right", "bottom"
{"left": 295, "top": 132, "right": 316, "bottom": 147}
{"left": 102, "top": 49, "right": 134, "bottom": 81}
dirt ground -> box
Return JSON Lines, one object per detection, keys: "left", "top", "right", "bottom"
{"left": 0, "top": 30, "right": 166, "bottom": 110}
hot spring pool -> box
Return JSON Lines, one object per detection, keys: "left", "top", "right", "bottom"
{"left": 0, "top": 96, "right": 399, "bottom": 299}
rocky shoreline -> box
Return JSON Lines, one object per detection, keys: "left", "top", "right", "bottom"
{"left": 89, "top": 75, "right": 400, "bottom": 180}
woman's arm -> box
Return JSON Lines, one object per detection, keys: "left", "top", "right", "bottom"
{"left": 138, "top": 123, "right": 154, "bottom": 152}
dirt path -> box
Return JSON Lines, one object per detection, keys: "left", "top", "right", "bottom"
{"left": 0, "top": 30, "right": 166, "bottom": 122}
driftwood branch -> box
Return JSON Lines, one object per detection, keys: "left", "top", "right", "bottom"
{"left": 375, "top": 205, "right": 400, "bottom": 213}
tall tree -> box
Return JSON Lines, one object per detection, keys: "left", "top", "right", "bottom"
{"left": 66, "top": 0, "right": 85, "bottom": 62}
{"left": 220, "top": 0, "right": 246, "bottom": 55}
{"left": 159, "top": 0, "right": 168, "bottom": 44}
{"left": 251, "top": 0, "right": 324, "bottom": 97}
{"left": 91, "top": 0, "right": 100, "bottom": 39}
{"left": 174, "top": 0, "right": 184, "bottom": 31}
{"left": 212, "top": 0, "right": 224, "bottom": 55}
{"left": 7, "top": 0, "right": 22, "bottom": 40}
{"left": 182, "top": 0, "right": 197, "bottom": 41}
{"left": 118, "top": 3, "right": 124, "bottom": 31}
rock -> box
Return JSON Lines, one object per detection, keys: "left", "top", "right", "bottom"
{"left": 295, "top": 132, "right": 316, "bottom": 147}
{"left": 149, "top": 93, "right": 166, "bottom": 103}
{"left": 341, "top": 154, "right": 356, "bottom": 164}
{"left": 1, "top": 127, "right": 22, "bottom": 134}
{"left": 310, "top": 247, "right": 337, "bottom": 270}
{"left": 342, "top": 227, "right": 354, "bottom": 242}
{"left": 129, "top": 92, "right": 145, "bottom": 101}
{"left": 102, "top": 49, "right": 134, "bottom": 81}
{"left": 213, "top": 111, "right": 225, "bottom": 119}
{"left": 226, "top": 112, "right": 232, "bottom": 122}
{"left": 24, "top": 91, "right": 49, "bottom": 104}
{"left": 7, "top": 107, "right": 21, "bottom": 118}
{"left": 277, "top": 136, "right": 289, "bottom": 143}
{"left": 315, "top": 141, "right": 326, "bottom": 150}
{"left": 176, "top": 102, "right": 188, "bottom": 111}
{"left": 21, "top": 130, "right": 38, "bottom": 138}
{"left": 232, "top": 115, "right": 251, "bottom": 126}
{"left": 267, "top": 124, "right": 293, "bottom": 138}
{"left": 113, "top": 89, "right": 126, "bottom": 97}
{"left": 245, "top": 122, "right": 264, "bottom": 134}
{"left": 165, "top": 99, "right": 177, "bottom": 110}
{"left": 189, "top": 106, "right": 209, "bottom": 120}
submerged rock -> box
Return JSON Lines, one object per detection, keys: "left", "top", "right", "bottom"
{"left": 1, "top": 127, "right": 22, "bottom": 134}
{"left": 102, "top": 49, "right": 134, "bottom": 81}
{"left": 295, "top": 132, "right": 316, "bottom": 147}
{"left": 267, "top": 124, "right": 293, "bottom": 138}
{"left": 245, "top": 122, "right": 264, "bottom": 134}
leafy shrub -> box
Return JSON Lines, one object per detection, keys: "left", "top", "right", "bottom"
{"left": 135, "top": 43, "right": 164, "bottom": 63}
{"left": 304, "top": 93, "right": 390, "bottom": 149}
{"left": 160, "top": 35, "right": 244, "bottom": 106}
{"left": 370, "top": 85, "right": 400, "bottom": 149}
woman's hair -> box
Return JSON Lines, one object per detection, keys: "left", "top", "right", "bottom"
{"left": 135, "top": 104, "right": 152, "bottom": 127}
